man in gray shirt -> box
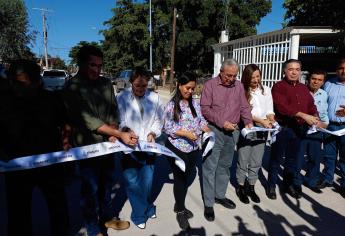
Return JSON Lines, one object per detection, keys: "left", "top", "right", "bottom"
{"left": 200, "top": 58, "right": 253, "bottom": 221}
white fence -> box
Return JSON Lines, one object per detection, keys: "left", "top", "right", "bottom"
{"left": 213, "top": 27, "right": 340, "bottom": 87}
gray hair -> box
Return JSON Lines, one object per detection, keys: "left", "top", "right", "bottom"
{"left": 220, "top": 58, "right": 239, "bottom": 71}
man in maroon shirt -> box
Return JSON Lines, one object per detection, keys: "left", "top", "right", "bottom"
{"left": 266, "top": 59, "right": 319, "bottom": 199}
{"left": 200, "top": 58, "right": 253, "bottom": 221}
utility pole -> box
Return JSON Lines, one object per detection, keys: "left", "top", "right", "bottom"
{"left": 149, "top": 0, "right": 152, "bottom": 72}
{"left": 169, "top": 7, "right": 177, "bottom": 92}
{"left": 33, "top": 8, "right": 53, "bottom": 69}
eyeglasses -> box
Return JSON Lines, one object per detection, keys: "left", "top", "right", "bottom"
{"left": 222, "top": 72, "right": 237, "bottom": 79}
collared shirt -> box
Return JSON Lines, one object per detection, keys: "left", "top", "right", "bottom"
{"left": 324, "top": 77, "right": 345, "bottom": 123}
{"left": 272, "top": 79, "right": 318, "bottom": 126}
{"left": 164, "top": 99, "right": 208, "bottom": 153}
{"left": 116, "top": 88, "right": 163, "bottom": 140}
{"left": 63, "top": 74, "right": 118, "bottom": 146}
{"left": 250, "top": 85, "right": 274, "bottom": 119}
{"left": 311, "top": 88, "right": 329, "bottom": 124}
{"left": 200, "top": 75, "right": 252, "bottom": 128}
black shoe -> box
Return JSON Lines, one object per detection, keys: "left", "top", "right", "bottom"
{"left": 215, "top": 197, "right": 236, "bottom": 209}
{"left": 204, "top": 207, "right": 215, "bottom": 221}
{"left": 316, "top": 179, "right": 333, "bottom": 189}
{"left": 306, "top": 185, "right": 322, "bottom": 194}
{"left": 295, "top": 185, "right": 303, "bottom": 198}
{"left": 339, "top": 187, "right": 345, "bottom": 199}
{"left": 266, "top": 186, "right": 277, "bottom": 200}
{"left": 176, "top": 211, "right": 190, "bottom": 230}
{"left": 173, "top": 204, "right": 194, "bottom": 219}
{"left": 236, "top": 185, "right": 249, "bottom": 204}
{"left": 247, "top": 185, "right": 260, "bottom": 203}
{"left": 286, "top": 185, "right": 302, "bottom": 199}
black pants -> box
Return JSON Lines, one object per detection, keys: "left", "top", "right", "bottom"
{"left": 166, "top": 140, "right": 200, "bottom": 212}
{"left": 5, "top": 164, "right": 72, "bottom": 236}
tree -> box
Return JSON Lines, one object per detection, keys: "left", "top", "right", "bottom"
{"left": 0, "top": 0, "right": 35, "bottom": 62}
{"left": 284, "top": 0, "right": 345, "bottom": 28}
{"left": 154, "top": 0, "right": 272, "bottom": 74}
{"left": 102, "top": 0, "right": 271, "bottom": 74}
{"left": 283, "top": 0, "right": 345, "bottom": 51}
{"left": 68, "top": 41, "right": 101, "bottom": 65}
{"left": 51, "top": 57, "right": 67, "bottom": 70}
{"left": 102, "top": 0, "right": 151, "bottom": 74}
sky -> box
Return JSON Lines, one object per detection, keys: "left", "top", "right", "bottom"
{"left": 25, "top": 0, "right": 285, "bottom": 64}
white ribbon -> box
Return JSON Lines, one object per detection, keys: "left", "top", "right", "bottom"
{"left": 305, "top": 125, "right": 345, "bottom": 137}
{"left": 0, "top": 140, "right": 185, "bottom": 173}
{"left": 317, "top": 127, "right": 345, "bottom": 136}
{"left": 307, "top": 125, "right": 318, "bottom": 135}
{"left": 202, "top": 132, "right": 215, "bottom": 157}
{"left": 241, "top": 126, "right": 279, "bottom": 138}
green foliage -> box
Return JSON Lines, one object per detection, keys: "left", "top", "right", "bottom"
{"left": 284, "top": 0, "right": 345, "bottom": 28}
{"left": 51, "top": 57, "right": 67, "bottom": 70}
{"left": 0, "top": 0, "right": 35, "bottom": 62}
{"left": 68, "top": 41, "right": 101, "bottom": 65}
{"left": 102, "top": 0, "right": 271, "bottom": 74}
{"left": 284, "top": 0, "right": 345, "bottom": 52}
{"left": 102, "top": 0, "right": 150, "bottom": 74}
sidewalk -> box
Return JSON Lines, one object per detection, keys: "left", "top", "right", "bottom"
{"left": 1, "top": 143, "right": 344, "bottom": 236}
{"left": 106, "top": 150, "right": 345, "bottom": 236}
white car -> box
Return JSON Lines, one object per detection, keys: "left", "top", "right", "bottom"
{"left": 42, "top": 69, "right": 68, "bottom": 91}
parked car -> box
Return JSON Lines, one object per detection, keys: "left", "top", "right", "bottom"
{"left": 147, "top": 77, "right": 156, "bottom": 91}
{"left": 42, "top": 69, "right": 68, "bottom": 91}
{"left": 114, "top": 69, "right": 156, "bottom": 93}
{"left": 114, "top": 69, "right": 132, "bottom": 92}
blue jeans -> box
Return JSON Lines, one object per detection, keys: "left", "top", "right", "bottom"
{"left": 296, "top": 132, "right": 322, "bottom": 187}
{"left": 268, "top": 127, "right": 303, "bottom": 188}
{"left": 122, "top": 153, "right": 155, "bottom": 225}
{"left": 79, "top": 155, "right": 116, "bottom": 236}
{"left": 323, "top": 123, "right": 345, "bottom": 187}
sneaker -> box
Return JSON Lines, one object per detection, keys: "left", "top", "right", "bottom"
{"left": 176, "top": 211, "right": 190, "bottom": 230}
{"left": 173, "top": 204, "right": 194, "bottom": 219}
{"left": 183, "top": 208, "right": 193, "bottom": 219}
{"left": 150, "top": 214, "right": 157, "bottom": 219}
{"left": 104, "top": 219, "right": 130, "bottom": 230}
{"left": 136, "top": 223, "right": 146, "bottom": 229}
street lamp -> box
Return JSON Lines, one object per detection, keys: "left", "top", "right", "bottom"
{"left": 149, "top": 0, "right": 152, "bottom": 72}
{"left": 169, "top": 7, "right": 177, "bottom": 93}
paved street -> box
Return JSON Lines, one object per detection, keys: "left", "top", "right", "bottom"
{"left": 0, "top": 87, "right": 345, "bottom": 236}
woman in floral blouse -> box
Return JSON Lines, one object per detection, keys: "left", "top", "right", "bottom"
{"left": 163, "top": 72, "right": 210, "bottom": 230}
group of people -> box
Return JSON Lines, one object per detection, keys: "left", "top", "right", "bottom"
{"left": 1, "top": 44, "right": 345, "bottom": 236}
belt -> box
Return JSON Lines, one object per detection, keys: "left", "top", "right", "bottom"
{"left": 330, "top": 121, "right": 345, "bottom": 126}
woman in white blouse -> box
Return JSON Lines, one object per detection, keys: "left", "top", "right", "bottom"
{"left": 236, "top": 64, "right": 275, "bottom": 204}
{"left": 116, "top": 67, "right": 164, "bottom": 229}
